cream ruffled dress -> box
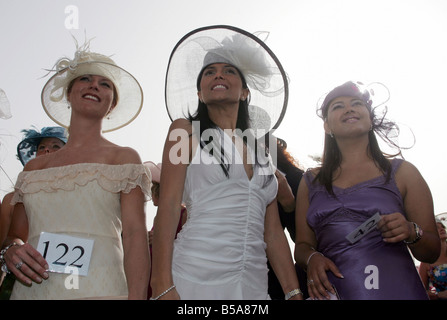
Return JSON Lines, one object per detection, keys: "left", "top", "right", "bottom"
{"left": 9, "top": 163, "right": 151, "bottom": 300}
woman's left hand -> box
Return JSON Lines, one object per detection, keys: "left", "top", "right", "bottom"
{"left": 377, "top": 213, "right": 413, "bottom": 243}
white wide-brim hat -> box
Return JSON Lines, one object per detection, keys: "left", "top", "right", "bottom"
{"left": 41, "top": 40, "right": 143, "bottom": 133}
{"left": 165, "top": 25, "right": 288, "bottom": 136}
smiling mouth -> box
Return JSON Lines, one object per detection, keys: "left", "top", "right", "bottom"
{"left": 212, "top": 84, "right": 228, "bottom": 90}
{"left": 343, "top": 117, "right": 359, "bottom": 123}
{"left": 83, "top": 94, "right": 100, "bottom": 102}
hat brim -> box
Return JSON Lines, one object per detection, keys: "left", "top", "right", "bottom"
{"left": 41, "top": 61, "right": 143, "bottom": 133}
{"left": 165, "top": 25, "right": 288, "bottom": 136}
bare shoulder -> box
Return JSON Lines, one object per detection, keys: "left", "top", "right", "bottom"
{"left": 2, "top": 192, "right": 14, "bottom": 206}
{"left": 395, "top": 159, "right": 423, "bottom": 181}
{"left": 394, "top": 159, "right": 430, "bottom": 196}
{"left": 169, "top": 118, "right": 192, "bottom": 134}
{"left": 22, "top": 153, "right": 51, "bottom": 171}
{"left": 111, "top": 145, "right": 142, "bottom": 165}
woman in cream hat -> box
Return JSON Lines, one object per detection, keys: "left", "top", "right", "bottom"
{"left": 151, "top": 25, "right": 301, "bottom": 300}
{"left": 1, "top": 39, "right": 151, "bottom": 300}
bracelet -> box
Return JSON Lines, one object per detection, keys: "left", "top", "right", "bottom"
{"left": 150, "top": 285, "right": 176, "bottom": 300}
{"left": 0, "top": 242, "right": 18, "bottom": 265}
{"left": 285, "top": 288, "right": 303, "bottom": 300}
{"left": 0, "top": 242, "right": 19, "bottom": 274}
{"left": 404, "top": 222, "right": 423, "bottom": 245}
{"left": 306, "top": 251, "right": 323, "bottom": 266}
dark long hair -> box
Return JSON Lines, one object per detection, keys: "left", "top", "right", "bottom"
{"left": 315, "top": 100, "right": 402, "bottom": 196}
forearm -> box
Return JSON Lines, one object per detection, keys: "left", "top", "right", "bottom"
{"left": 294, "top": 242, "right": 317, "bottom": 271}
{"left": 408, "top": 229, "right": 440, "bottom": 263}
{"left": 277, "top": 195, "right": 295, "bottom": 212}
{"left": 123, "top": 230, "right": 150, "bottom": 299}
{"left": 150, "top": 208, "right": 178, "bottom": 295}
{"left": 266, "top": 233, "right": 300, "bottom": 294}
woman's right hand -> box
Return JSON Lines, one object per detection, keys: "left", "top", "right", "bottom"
{"left": 306, "top": 252, "right": 343, "bottom": 300}
{"left": 4, "top": 242, "right": 49, "bottom": 285}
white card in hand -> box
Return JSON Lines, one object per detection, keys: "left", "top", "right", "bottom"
{"left": 346, "top": 212, "right": 381, "bottom": 244}
{"left": 36, "top": 232, "right": 94, "bottom": 276}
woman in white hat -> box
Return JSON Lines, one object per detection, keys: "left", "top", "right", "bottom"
{"left": 151, "top": 25, "right": 301, "bottom": 300}
{"left": 1, "top": 40, "right": 151, "bottom": 300}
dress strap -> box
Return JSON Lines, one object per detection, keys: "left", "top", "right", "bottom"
{"left": 391, "top": 158, "right": 404, "bottom": 175}
{"left": 303, "top": 169, "right": 319, "bottom": 193}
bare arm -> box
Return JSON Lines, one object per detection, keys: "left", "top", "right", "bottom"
{"left": 378, "top": 160, "right": 440, "bottom": 263}
{"left": 264, "top": 200, "right": 302, "bottom": 299}
{"left": 0, "top": 193, "right": 14, "bottom": 247}
{"left": 3, "top": 201, "right": 49, "bottom": 286}
{"left": 150, "top": 119, "right": 192, "bottom": 300}
{"left": 114, "top": 146, "right": 151, "bottom": 300}
{"left": 275, "top": 170, "right": 295, "bottom": 212}
{"left": 121, "top": 186, "right": 150, "bottom": 300}
{"left": 294, "top": 177, "right": 342, "bottom": 300}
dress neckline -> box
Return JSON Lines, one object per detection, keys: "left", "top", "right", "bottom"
{"left": 332, "top": 174, "right": 386, "bottom": 193}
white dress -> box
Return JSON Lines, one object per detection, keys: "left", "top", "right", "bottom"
{"left": 172, "top": 129, "right": 277, "bottom": 299}
{"left": 10, "top": 163, "right": 151, "bottom": 300}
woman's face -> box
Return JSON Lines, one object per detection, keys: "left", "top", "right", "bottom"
{"left": 437, "top": 222, "right": 446, "bottom": 240}
{"left": 67, "top": 74, "right": 117, "bottom": 119}
{"left": 324, "top": 96, "right": 372, "bottom": 138}
{"left": 36, "top": 137, "right": 65, "bottom": 157}
{"left": 197, "top": 63, "right": 248, "bottom": 106}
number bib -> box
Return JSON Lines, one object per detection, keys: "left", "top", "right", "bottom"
{"left": 36, "top": 232, "right": 95, "bottom": 276}
{"left": 346, "top": 212, "right": 381, "bottom": 244}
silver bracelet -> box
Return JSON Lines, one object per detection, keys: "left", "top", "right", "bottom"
{"left": 0, "top": 242, "right": 18, "bottom": 264}
{"left": 0, "top": 242, "right": 18, "bottom": 274}
{"left": 285, "top": 288, "right": 303, "bottom": 300}
{"left": 150, "top": 285, "right": 176, "bottom": 300}
{"left": 306, "top": 251, "right": 323, "bottom": 266}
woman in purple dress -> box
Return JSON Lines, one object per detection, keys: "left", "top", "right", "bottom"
{"left": 294, "top": 81, "right": 440, "bottom": 300}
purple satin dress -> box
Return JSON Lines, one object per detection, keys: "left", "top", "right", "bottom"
{"left": 305, "top": 159, "right": 428, "bottom": 300}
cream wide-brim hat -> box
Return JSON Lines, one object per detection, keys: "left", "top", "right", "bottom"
{"left": 41, "top": 49, "right": 143, "bottom": 133}
{"left": 165, "top": 25, "right": 288, "bottom": 137}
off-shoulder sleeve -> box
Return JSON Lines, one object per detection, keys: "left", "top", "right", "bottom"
{"left": 11, "top": 163, "right": 152, "bottom": 205}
